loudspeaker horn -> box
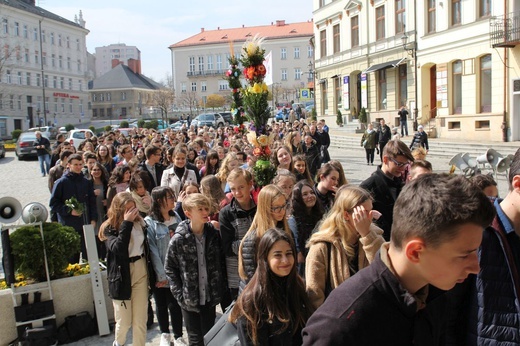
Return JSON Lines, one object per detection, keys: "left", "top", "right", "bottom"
{"left": 0, "top": 197, "right": 22, "bottom": 224}
{"left": 449, "top": 153, "right": 468, "bottom": 171}
{"left": 21, "top": 202, "right": 48, "bottom": 223}
{"left": 496, "top": 156, "right": 512, "bottom": 173}
{"left": 461, "top": 153, "right": 478, "bottom": 168}
{"left": 476, "top": 149, "right": 502, "bottom": 168}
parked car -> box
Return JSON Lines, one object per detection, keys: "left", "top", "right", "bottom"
{"left": 192, "top": 113, "right": 225, "bottom": 128}
{"left": 58, "top": 126, "right": 73, "bottom": 134}
{"left": 65, "top": 129, "right": 95, "bottom": 150}
{"left": 15, "top": 132, "right": 38, "bottom": 160}
{"left": 169, "top": 120, "right": 187, "bottom": 131}
{"left": 27, "top": 126, "right": 57, "bottom": 140}
{"left": 0, "top": 139, "right": 5, "bottom": 159}
{"left": 218, "top": 112, "right": 233, "bottom": 125}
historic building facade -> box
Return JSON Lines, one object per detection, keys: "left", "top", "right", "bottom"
{"left": 0, "top": 0, "right": 89, "bottom": 138}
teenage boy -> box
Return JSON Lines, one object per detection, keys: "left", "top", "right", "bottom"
{"left": 360, "top": 140, "right": 414, "bottom": 240}
{"left": 50, "top": 153, "right": 98, "bottom": 262}
{"left": 302, "top": 174, "right": 495, "bottom": 345}
{"left": 164, "top": 193, "right": 224, "bottom": 346}
{"left": 219, "top": 168, "right": 257, "bottom": 306}
{"left": 138, "top": 145, "right": 164, "bottom": 193}
{"left": 407, "top": 159, "right": 433, "bottom": 182}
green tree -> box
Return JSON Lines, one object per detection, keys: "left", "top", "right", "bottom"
{"left": 120, "top": 121, "right": 129, "bottom": 128}
{"left": 336, "top": 109, "right": 343, "bottom": 126}
{"left": 137, "top": 119, "right": 145, "bottom": 128}
{"left": 65, "top": 124, "right": 75, "bottom": 131}
{"left": 88, "top": 126, "right": 96, "bottom": 133}
{"left": 11, "top": 129, "right": 22, "bottom": 140}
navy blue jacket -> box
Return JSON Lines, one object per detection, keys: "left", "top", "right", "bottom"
{"left": 49, "top": 170, "right": 97, "bottom": 231}
{"left": 466, "top": 199, "right": 520, "bottom": 345}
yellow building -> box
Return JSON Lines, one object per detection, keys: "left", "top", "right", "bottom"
{"left": 313, "top": 0, "right": 517, "bottom": 141}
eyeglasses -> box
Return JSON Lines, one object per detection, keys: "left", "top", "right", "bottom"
{"left": 271, "top": 202, "right": 288, "bottom": 213}
{"left": 389, "top": 157, "right": 410, "bottom": 168}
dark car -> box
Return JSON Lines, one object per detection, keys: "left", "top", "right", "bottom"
{"left": 0, "top": 139, "right": 5, "bottom": 159}
{"left": 219, "top": 112, "right": 233, "bottom": 125}
{"left": 15, "top": 132, "right": 38, "bottom": 160}
{"left": 192, "top": 113, "right": 225, "bottom": 128}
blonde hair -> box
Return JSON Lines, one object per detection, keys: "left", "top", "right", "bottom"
{"left": 309, "top": 185, "right": 372, "bottom": 257}
{"left": 216, "top": 152, "right": 238, "bottom": 183}
{"left": 182, "top": 193, "right": 212, "bottom": 213}
{"left": 238, "top": 185, "right": 291, "bottom": 279}
{"left": 412, "top": 147, "right": 427, "bottom": 160}
{"left": 99, "top": 192, "right": 136, "bottom": 241}
{"left": 227, "top": 167, "right": 253, "bottom": 184}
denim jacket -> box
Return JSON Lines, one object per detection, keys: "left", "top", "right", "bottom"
{"left": 145, "top": 212, "right": 181, "bottom": 283}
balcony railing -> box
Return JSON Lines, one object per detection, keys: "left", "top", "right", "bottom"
{"left": 490, "top": 12, "right": 520, "bottom": 48}
{"left": 186, "top": 70, "right": 226, "bottom": 77}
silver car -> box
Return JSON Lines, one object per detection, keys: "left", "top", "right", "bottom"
{"left": 15, "top": 132, "right": 39, "bottom": 160}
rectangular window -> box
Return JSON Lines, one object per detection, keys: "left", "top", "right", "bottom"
{"left": 181, "top": 82, "right": 186, "bottom": 93}
{"left": 376, "top": 6, "right": 386, "bottom": 40}
{"left": 79, "top": 80, "right": 82, "bottom": 91}
{"left": 189, "top": 57, "right": 195, "bottom": 72}
{"left": 33, "top": 28, "right": 38, "bottom": 41}
{"left": 61, "top": 99, "right": 65, "bottom": 112}
{"left": 395, "top": 0, "right": 405, "bottom": 34}
{"left": 216, "top": 55, "right": 222, "bottom": 71}
{"left": 77, "top": 59, "right": 81, "bottom": 72}
{"left": 107, "top": 93, "right": 111, "bottom": 101}
{"left": 320, "top": 30, "right": 327, "bottom": 58}
{"left": 17, "top": 71, "right": 22, "bottom": 84}
{"left": 479, "top": 0, "right": 491, "bottom": 18}
{"left": 50, "top": 32, "right": 54, "bottom": 45}
{"left": 281, "top": 69, "right": 288, "bottom": 81}
{"left": 3, "top": 19, "right": 8, "bottom": 34}
{"left": 321, "top": 80, "right": 328, "bottom": 112}
{"left": 44, "top": 75, "right": 48, "bottom": 87}
{"left": 480, "top": 55, "right": 492, "bottom": 112}
{"left": 198, "top": 56, "right": 204, "bottom": 72}
{"left": 67, "top": 57, "right": 71, "bottom": 69}
{"left": 295, "top": 68, "right": 302, "bottom": 80}
{"left": 23, "top": 25, "right": 28, "bottom": 38}
{"left": 42, "top": 53, "right": 46, "bottom": 66}
{"left": 51, "top": 54, "right": 56, "bottom": 67}
{"left": 59, "top": 55, "right": 62, "bottom": 68}
{"left": 79, "top": 101, "right": 83, "bottom": 114}
{"left": 428, "top": 0, "right": 436, "bottom": 33}
{"left": 58, "top": 34, "right": 62, "bottom": 46}
{"left": 6, "top": 70, "right": 11, "bottom": 83}
{"left": 41, "top": 30, "right": 45, "bottom": 42}
{"left": 17, "top": 96, "right": 22, "bottom": 110}
{"left": 451, "top": 0, "right": 461, "bottom": 26}
{"left": 332, "top": 24, "right": 340, "bottom": 54}
{"left": 66, "top": 36, "right": 70, "bottom": 48}
{"left": 35, "top": 51, "right": 39, "bottom": 64}
{"left": 191, "top": 82, "right": 197, "bottom": 91}
{"left": 53, "top": 76, "right": 57, "bottom": 88}
{"left": 351, "top": 16, "right": 359, "bottom": 48}
{"left": 26, "top": 72, "right": 31, "bottom": 86}
{"left": 9, "top": 95, "right": 14, "bottom": 110}
{"left": 218, "top": 81, "right": 228, "bottom": 90}
{"left": 69, "top": 78, "right": 72, "bottom": 90}
{"left": 76, "top": 38, "right": 80, "bottom": 50}
{"left": 308, "top": 45, "right": 313, "bottom": 58}
{"left": 36, "top": 73, "right": 41, "bottom": 87}
{"left": 399, "top": 65, "right": 408, "bottom": 107}
{"left": 207, "top": 55, "right": 213, "bottom": 70}
{"left": 122, "top": 92, "right": 127, "bottom": 101}
{"left": 201, "top": 81, "right": 207, "bottom": 92}
{"left": 60, "top": 77, "right": 64, "bottom": 89}
{"left": 378, "top": 69, "right": 387, "bottom": 110}
{"left": 24, "top": 49, "right": 29, "bottom": 62}
{"left": 281, "top": 48, "right": 287, "bottom": 60}
{"left": 69, "top": 99, "right": 73, "bottom": 112}
{"left": 14, "top": 22, "right": 19, "bottom": 36}
{"left": 453, "top": 60, "right": 462, "bottom": 114}
{"left": 294, "top": 47, "right": 300, "bottom": 59}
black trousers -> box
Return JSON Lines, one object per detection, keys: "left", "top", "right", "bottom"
{"left": 181, "top": 304, "right": 216, "bottom": 346}
{"left": 365, "top": 148, "right": 375, "bottom": 164}
{"left": 379, "top": 141, "right": 388, "bottom": 161}
{"left": 153, "top": 287, "right": 183, "bottom": 338}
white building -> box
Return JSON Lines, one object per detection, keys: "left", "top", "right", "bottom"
{"left": 0, "top": 0, "right": 90, "bottom": 138}
{"left": 313, "top": 0, "right": 520, "bottom": 141}
{"left": 169, "top": 20, "right": 314, "bottom": 111}
{"left": 94, "top": 43, "right": 141, "bottom": 78}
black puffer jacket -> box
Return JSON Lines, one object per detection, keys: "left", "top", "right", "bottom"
{"left": 240, "top": 229, "right": 258, "bottom": 284}
{"left": 164, "top": 220, "right": 224, "bottom": 312}
{"left": 104, "top": 220, "right": 155, "bottom": 301}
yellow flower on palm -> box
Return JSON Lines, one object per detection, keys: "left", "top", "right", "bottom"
{"left": 252, "top": 83, "right": 263, "bottom": 93}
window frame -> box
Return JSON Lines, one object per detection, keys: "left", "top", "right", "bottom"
{"left": 376, "top": 6, "right": 386, "bottom": 41}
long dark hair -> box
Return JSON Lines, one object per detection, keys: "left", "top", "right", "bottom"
{"left": 203, "top": 150, "right": 220, "bottom": 177}
{"left": 108, "top": 165, "right": 130, "bottom": 187}
{"left": 230, "top": 228, "right": 313, "bottom": 345}
{"left": 291, "top": 180, "right": 325, "bottom": 255}
{"left": 150, "top": 186, "right": 175, "bottom": 223}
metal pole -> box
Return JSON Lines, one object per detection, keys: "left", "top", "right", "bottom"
{"left": 39, "top": 20, "right": 47, "bottom": 126}
{"left": 413, "top": 45, "right": 418, "bottom": 131}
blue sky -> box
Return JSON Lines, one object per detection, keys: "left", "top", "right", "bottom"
{"left": 40, "top": 0, "right": 313, "bottom": 83}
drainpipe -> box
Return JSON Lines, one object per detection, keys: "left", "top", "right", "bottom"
{"left": 502, "top": 0, "right": 508, "bottom": 142}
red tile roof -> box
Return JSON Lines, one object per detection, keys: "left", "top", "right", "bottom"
{"left": 169, "top": 20, "right": 314, "bottom": 48}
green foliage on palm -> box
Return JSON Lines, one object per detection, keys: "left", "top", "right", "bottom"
{"left": 10, "top": 222, "right": 80, "bottom": 280}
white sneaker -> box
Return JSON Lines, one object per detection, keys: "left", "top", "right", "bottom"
{"left": 173, "top": 336, "right": 186, "bottom": 346}
{"left": 160, "top": 333, "right": 171, "bottom": 346}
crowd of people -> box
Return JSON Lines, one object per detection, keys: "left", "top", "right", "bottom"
{"left": 44, "top": 117, "right": 519, "bottom": 346}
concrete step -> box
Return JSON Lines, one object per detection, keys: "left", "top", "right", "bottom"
{"left": 329, "top": 135, "right": 519, "bottom": 159}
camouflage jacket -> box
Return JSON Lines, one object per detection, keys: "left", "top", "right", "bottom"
{"left": 164, "top": 220, "right": 224, "bottom": 312}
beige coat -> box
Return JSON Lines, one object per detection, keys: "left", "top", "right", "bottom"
{"left": 305, "top": 223, "right": 384, "bottom": 309}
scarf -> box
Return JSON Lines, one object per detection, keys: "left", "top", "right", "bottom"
{"left": 131, "top": 191, "right": 152, "bottom": 215}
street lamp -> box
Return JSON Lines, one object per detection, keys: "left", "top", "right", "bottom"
{"left": 401, "top": 31, "right": 419, "bottom": 131}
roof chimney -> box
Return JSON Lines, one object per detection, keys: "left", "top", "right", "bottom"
{"left": 111, "top": 59, "right": 122, "bottom": 68}
{"left": 127, "top": 58, "right": 141, "bottom": 75}
{"left": 201, "top": 27, "right": 204, "bottom": 32}
{"left": 276, "top": 20, "right": 286, "bottom": 27}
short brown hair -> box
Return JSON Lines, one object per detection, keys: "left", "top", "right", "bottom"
{"left": 391, "top": 174, "right": 495, "bottom": 249}
{"left": 144, "top": 145, "right": 160, "bottom": 159}
{"left": 383, "top": 140, "right": 414, "bottom": 162}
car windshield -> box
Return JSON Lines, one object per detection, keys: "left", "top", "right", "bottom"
{"left": 20, "top": 134, "right": 37, "bottom": 141}
{"left": 72, "top": 132, "right": 86, "bottom": 139}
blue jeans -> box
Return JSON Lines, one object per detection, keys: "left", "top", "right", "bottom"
{"left": 400, "top": 120, "right": 409, "bottom": 136}
{"left": 38, "top": 154, "right": 51, "bottom": 175}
